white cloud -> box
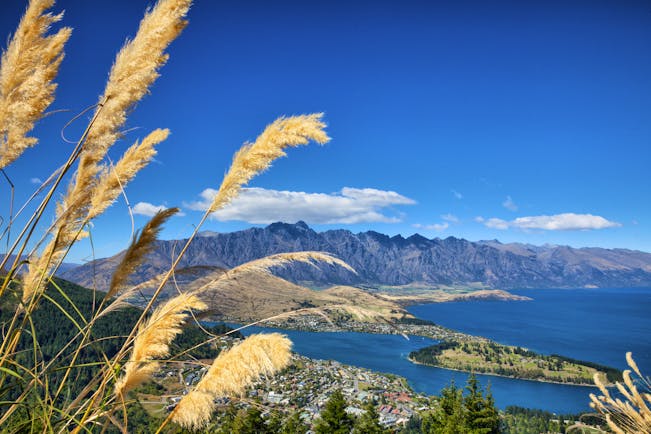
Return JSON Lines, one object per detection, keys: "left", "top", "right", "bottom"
{"left": 133, "top": 202, "right": 167, "bottom": 217}
{"left": 451, "top": 189, "right": 463, "bottom": 199}
{"left": 484, "top": 217, "right": 510, "bottom": 230}
{"left": 502, "top": 195, "right": 518, "bottom": 211}
{"left": 186, "top": 187, "right": 416, "bottom": 224}
{"left": 413, "top": 222, "right": 449, "bottom": 231}
{"left": 30, "top": 177, "right": 42, "bottom": 185}
{"left": 441, "top": 213, "right": 459, "bottom": 223}
{"left": 474, "top": 216, "right": 485, "bottom": 223}
{"left": 481, "top": 213, "right": 621, "bottom": 231}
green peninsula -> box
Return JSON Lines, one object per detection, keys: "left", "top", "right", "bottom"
{"left": 409, "top": 341, "right": 621, "bottom": 386}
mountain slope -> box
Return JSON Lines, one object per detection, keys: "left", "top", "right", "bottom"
{"left": 61, "top": 221, "right": 651, "bottom": 290}
{"left": 119, "top": 266, "right": 418, "bottom": 323}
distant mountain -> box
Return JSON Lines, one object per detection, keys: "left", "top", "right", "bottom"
{"left": 1, "top": 254, "right": 79, "bottom": 275}
{"left": 61, "top": 221, "right": 651, "bottom": 291}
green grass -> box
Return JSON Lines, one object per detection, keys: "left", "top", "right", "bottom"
{"left": 410, "top": 340, "right": 620, "bottom": 385}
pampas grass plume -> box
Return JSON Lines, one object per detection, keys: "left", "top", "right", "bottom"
{"left": 172, "top": 333, "right": 292, "bottom": 430}
{"left": 107, "top": 206, "right": 178, "bottom": 298}
{"left": 208, "top": 114, "right": 329, "bottom": 214}
{"left": 115, "top": 293, "right": 206, "bottom": 396}
{"left": 88, "top": 129, "right": 168, "bottom": 219}
{"left": 23, "top": 0, "right": 190, "bottom": 307}
{"left": 0, "top": 0, "right": 71, "bottom": 168}
{"left": 230, "top": 251, "right": 355, "bottom": 275}
{"left": 57, "top": 0, "right": 191, "bottom": 254}
{"left": 168, "top": 390, "right": 214, "bottom": 430}
{"left": 80, "top": 0, "right": 191, "bottom": 171}
{"left": 590, "top": 352, "right": 651, "bottom": 433}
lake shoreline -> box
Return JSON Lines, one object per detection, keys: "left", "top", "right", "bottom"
{"left": 407, "top": 356, "right": 599, "bottom": 388}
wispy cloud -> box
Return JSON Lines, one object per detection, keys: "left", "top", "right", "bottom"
{"left": 132, "top": 202, "right": 167, "bottom": 217}
{"left": 413, "top": 214, "right": 458, "bottom": 231}
{"left": 186, "top": 187, "right": 416, "bottom": 224}
{"left": 441, "top": 213, "right": 459, "bottom": 223}
{"left": 484, "top": 217, "right": 510, "bottom": 230}
{"left": 30, "top": 177, "right": 42, "bottom": 185}
{"left": 480, "top": 213, "right": 621, "bottom": 231}
{"left": 451, "top": 189, "right": 463, "bottom": 199}
{"left": 413, "top": 222, "right": 449, "bottom": 231}
{"left": 502, "top": 195, "right": 518, "bottom": 211}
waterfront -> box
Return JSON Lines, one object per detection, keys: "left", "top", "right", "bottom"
{"left": 231, "top": 287, "right": 651, "bottom": 413}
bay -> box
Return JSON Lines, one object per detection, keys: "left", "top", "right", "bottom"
{"left": 408, "top": 287, "right": 651, "bottom": 373}
{"left": 223, "top": 287, "right": 650, "bottom": 414}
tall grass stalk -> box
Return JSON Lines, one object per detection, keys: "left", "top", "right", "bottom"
{"left": 0, "top": 1, "right": 348, "bottom": 431}
{"left": 590, "top": 352, "right": 651, "bottom": 433}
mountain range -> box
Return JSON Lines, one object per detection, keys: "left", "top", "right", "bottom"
{"left": 61, "top": 221, "right": 651, "bottom": 291}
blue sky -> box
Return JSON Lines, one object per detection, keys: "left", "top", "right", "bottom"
{"left": 1, "top": 0, "right": 650, "bottom": 262}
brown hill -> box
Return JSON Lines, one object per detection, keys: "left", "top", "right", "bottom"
{"left": 126, "top": 267, "right": 416, "bottom": 323}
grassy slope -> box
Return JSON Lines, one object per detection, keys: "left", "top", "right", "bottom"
{"left": 409, "top": 341, "right": 621, "bottom": 385}
{"left": 128, "top": 267, "right": 418, "bottom": 323}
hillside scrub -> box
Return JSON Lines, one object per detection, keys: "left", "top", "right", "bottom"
{"left": 409, "top": 341, "right": 621, "bottom": 386}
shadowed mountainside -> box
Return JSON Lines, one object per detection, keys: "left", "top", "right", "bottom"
{"left": 61, "top": 221, "right": 651, "bottom": 290}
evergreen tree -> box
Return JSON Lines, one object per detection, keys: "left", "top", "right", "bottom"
{"left": 464, "top": 373, "right": 484, "bottom": 426}
{"left": 353, "top": 401, "right": 386, "bottom": 434}
{"left": 428, "top": 382, "right": 467, "bottom": 434}
{"left": 464, "top": 373, "right": 499, "bottom": 434}
{"left": 266, "top": 411, "right": 283, "bottom": 433}
{"left": 399, "top": 415, "right": 423, "bottom": 434}
{"left": 281, "top": 411, "right": 309, "bottom": 434}
{"left": 481, "top": 385, "right": 500, "bottom": 434}
{"left": 314, "top": 389, "right": 354, "bottom": 434}
{"left": 231, "top": 407, "right": 267, "bottom": 434}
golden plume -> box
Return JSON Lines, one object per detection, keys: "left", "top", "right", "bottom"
{"left": 590, "top": 352, "right": 651, "bottom": 433}
{"left": 0, "top": 0, "right": 71, "bottom": 168}
{"left": 76, "top": 0, "right": 191, "bottom": 176}
{"left": 195, "top": 251, "right": 355, "bottom": 293}
{"left": 168, "top": 390, "right": 214, "bottom": 430}
{"left": 22, "top": 0, "right": 190, "bottom": 306}
{"left": 208, "top": 114, "right": 329, "bottom": 214}
{"left": 55, "top": 0, "right": 191, "bottom": 253}
{"left": 107, "top": 207, "right": 178, "bottom": 299}
{"left": 114, "top": 293, "right": 206, "bottom": 396}
{"left": 88, "top": 129, "right": 168, "bottom": 220}
{"left": 171, "top": 333, "right": 292, "bottom": 430}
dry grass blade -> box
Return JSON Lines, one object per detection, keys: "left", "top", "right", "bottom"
{"left": 171, "top": 333, "right": 292, "bottom": 430}
{"left": 76, "top": 0, "right": 191, "bottom": 171}
{"left": 88, "top": 129, "right": 169, "bottom": 220}
{"left": 0, "top": 0, "right": 71, "bottom": 168}
{"left": 208, "top": 114, "right": 329, "bottom": 214}
{"left": 590, "top": 352, "right": 651, "bottom": 433}
{"left": 168, "top": 390, "right": 214, "bottom": 430}
{"left": 228, "top": 251, "right": 355, "bottom": 275}
{"left": 108, "top": 207, "right": 178, "bottom": 298}
{"left": 55, "top": 0, "right": 191, "bottom": 263}
{"left": 114, "top": 293, "right": 206, "bottom": 396}
{"left": 196, "top": 251, "right": 355, "bottom": 293}
{"left": 21, "top": 0, "right": 190, "bottom": 310}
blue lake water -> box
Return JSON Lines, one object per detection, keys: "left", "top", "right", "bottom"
{"left": 231, "top": 287, "right": 651, "bottom": 414}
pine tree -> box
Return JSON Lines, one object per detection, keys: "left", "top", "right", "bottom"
{"left": 266, "top": 411, "right": 283, "bottom": 433}
{"left": 481, "top": 385, "right": 500, "bottom": 434}
{"left": 281, "top": 411, "right": 309, "bottom": 434}
{"left": 464, "top": 373, "right": 487, "bottom": 434}
{"left": 314, "top": 389, "right": 354, "bottom": 434}
{"left": 464, "top": 375, "right": 500, "bottom": 434}
{"left": 429, "top": 382, "right": 467, "bottom": 434}
{"left": 353, "top": 401, "right": 386, "bottom": 434}
{"left": 231, "top": 407, "right": 267, "bottom": 434}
